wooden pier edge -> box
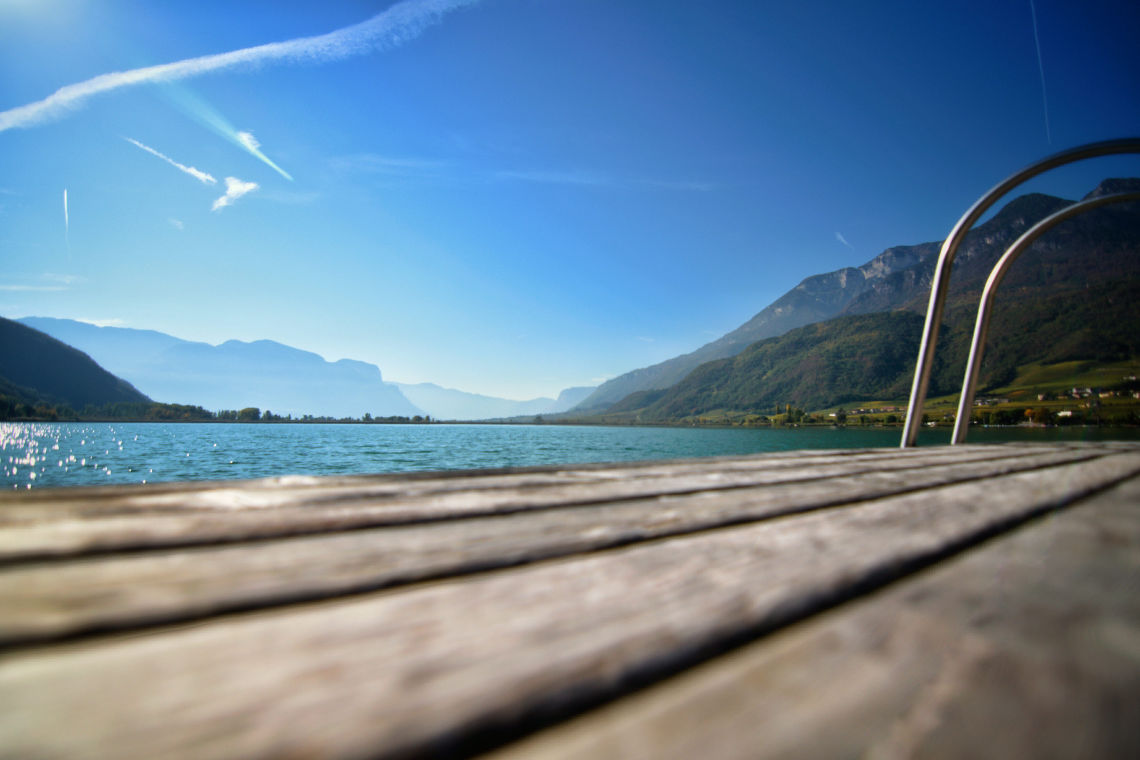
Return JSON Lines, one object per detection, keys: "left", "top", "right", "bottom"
{"left": 0, "top": 442, "right": 1138, "bottom": 759}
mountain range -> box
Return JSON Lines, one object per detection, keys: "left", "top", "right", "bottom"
{"left": 394, "top": 383, "right": 594, "bottom": 421}
{"left": 16, "top": 317, "right": 421, "bottom": 419}
{"left": 7, "top": 179, "right": 1137, "bottom": 424}
{"left": 574, "top": 178, "right": 1140, "bottom": 414}
{"left": 15, "top": 318, "right": 594, "bottom": 421}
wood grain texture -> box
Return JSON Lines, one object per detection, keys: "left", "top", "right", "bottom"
{"left": 0, "top": 446, "right": 1110, "bottom": 645}
{"left": 1, "top": 449, "right": 1137, "bottom": 760}
{"left": 0, "top": 444, "right": 1074, "bottom": 560}
{"left": 486, "top": 474, "right": 1140, "bottom": 760}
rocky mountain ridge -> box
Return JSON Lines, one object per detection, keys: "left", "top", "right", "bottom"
{"left": 575, "top": 179, "right": 1140, "bottom": 411}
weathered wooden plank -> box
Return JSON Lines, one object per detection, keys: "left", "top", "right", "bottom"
{"left": 1, "top": 451, "right": 1136, "bottom": 760}
{"left": 0, "top": 446, "right": 1111, "bottom": 646}
{"left": 485, "top": 474, "right": 1140, "bottom": 760}
{"left": 0, "top": 445, "right": 1095, "bottom": 561}
{"left": 0, "top": 446, "right": 1024, "bottom": 525}
{"left": 0, "top": 447, "right": 910, "bottom": 514}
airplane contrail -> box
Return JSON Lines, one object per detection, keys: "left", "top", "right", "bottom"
{"left": 1029, "top": 0, "right": 1052, "bottom": 144}
{"left": 236, "top": 131, "right": 292, "bottom": 181}
{"left": 63, "top": 188, "right": 70, "bottom": 258}
{"left": 124, "top": 137, "right": 217, "bottom": 184}
{"left": 154, "top": 86, "right": 293, "bottom": 180}
{"left": 0, "top": 0, "right": 480, "bottom": 133}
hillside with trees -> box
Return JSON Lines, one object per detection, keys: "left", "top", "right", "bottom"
{"left": 576, "top": 179, "right": 1140, "bottom": 412}
{"left": 591, "top": 184, "right": 1140, "bottom": 423}
{"left": 0, "top": 318, "right": 152, "bottom": 418}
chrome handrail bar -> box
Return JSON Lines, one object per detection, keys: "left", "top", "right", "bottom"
{"left": 900, "top": 137, "right": 1140, "bottom": 447}
{"left": 951, "top": 191, "right": 1140, "bottom": 443}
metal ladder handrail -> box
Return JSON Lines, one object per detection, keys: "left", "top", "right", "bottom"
{"left": 900, "top": 137, "right": 1140, "bottom": 447}
{"left": 951, "top": 191, "right": 1140, "bottom": 443}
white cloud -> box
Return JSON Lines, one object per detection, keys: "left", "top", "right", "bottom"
{"left": 835, "top": 231, "right": 853, "bottom": 249}
{"left": 237, "top": 131, "right": 260, "bottom": 151}
{"left": 211, "top": 177, "right": 259, "bottom": 211}
{"left": 233, "top": 130, "right": 292, "bottom": 181}
{"left": 169, "top": 218, "right": 185, "bottom": 230}
{"left": 125, "top": 137, "right": 217, "bottom": 184}
{"left": 0, "top": 0, "right": 481, "bottom": 132}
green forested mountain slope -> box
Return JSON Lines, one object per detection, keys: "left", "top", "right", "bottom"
{"left": 578, "top": 179, "right": 1140, "bottom": 413}
{"left": 603, "top": 276, "right": 1140, "bottom": 422}
{"left": 604, "top": 312, "right": 925, "bottom": 419}
{"left": 0, "top": 318, "right": 151, "bottom": 412}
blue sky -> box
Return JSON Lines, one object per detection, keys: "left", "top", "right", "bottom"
{"left": 2, "top": 0, "right": 1138, "bottom": 399}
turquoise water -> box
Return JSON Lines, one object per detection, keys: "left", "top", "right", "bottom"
{"left": 3, "top": 422, "right": 1138, "bottom": 490}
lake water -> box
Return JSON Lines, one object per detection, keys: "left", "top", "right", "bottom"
{"left": 3, "top": 421, "right": 1138, "bottom": 490}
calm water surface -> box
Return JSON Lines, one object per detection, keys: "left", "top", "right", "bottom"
{"left": 3, "top": 422, "right": 1138, "bottom": 490}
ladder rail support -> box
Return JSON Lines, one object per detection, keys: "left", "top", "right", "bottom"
{"left": 951, "top": 191, "right": 1140, "bottom": 443}
{"left": 901, "top": 138, "right": 1140, "bottom": 447}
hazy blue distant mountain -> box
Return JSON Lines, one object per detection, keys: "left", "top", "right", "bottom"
{"left": 1, "top": 317, "right": 150, "bottom": 411}
{"left": 550, "top": 386, "right": 595, "bottom": 411}
{"left": 394, "top": 382, "right": 596, "bottom": 421}
{"left": 17, "top": 318, "right": 421, "bottom": 418}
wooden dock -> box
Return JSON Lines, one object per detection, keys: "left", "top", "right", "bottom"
{"left": 1, "top": 441, "right": 1138, "bottom": 758}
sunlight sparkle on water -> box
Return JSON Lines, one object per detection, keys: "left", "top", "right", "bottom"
{"left": 1, "top": 422, "right": 152, "bottom": 489}
{"left": 3, "top": 422, "right": 1137, "bottom": 491}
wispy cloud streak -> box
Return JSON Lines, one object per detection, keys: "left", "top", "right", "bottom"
{"left": 63, "top": 188, "right": 70, "bottom": 258}
{"left": 212, "top": 177, "right": 259, "bottom": 211}
{"left": 835, "top": 231, "right": 853, "bottom": 249}
{"left": 124, "top": 137, "right": 217, "bottom": 184}
{"left": 155, "top": 87, "right": 293, "bottom": 181}
{"left": 1028, "top": 0, "right": 1052, "bottom": 144}
{"left": 0, "top": 0, "right": 480, "bottom": 133}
